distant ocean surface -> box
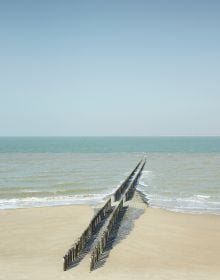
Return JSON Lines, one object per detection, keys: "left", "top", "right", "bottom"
{"left": 0, "top": 137, "right": 220, "bottom": 214}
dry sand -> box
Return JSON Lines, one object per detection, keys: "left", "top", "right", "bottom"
{"left": 1, "top": 196, "right": 220, "bottom": 280}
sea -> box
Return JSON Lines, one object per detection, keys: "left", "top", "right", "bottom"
{"left": 0, "top": 137, "right": 220, "bottom": 214}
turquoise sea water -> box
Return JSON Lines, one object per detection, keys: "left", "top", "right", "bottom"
{"left": 1, "top": 136, "right": 220, "bottom": 153}
{"left": 0, "top": 137, "right": 220, "bottom": 214}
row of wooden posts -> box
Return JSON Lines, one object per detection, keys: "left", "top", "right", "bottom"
{"left": 90, "top": 160, "right": 146, "bottom": 270}
{"left": 124, "top": 161, "right": 146, "bottom": 201}
{"left": 63, "top": 198, "right": 112, "bottom": 271}
{"left": 113, "top": 159, "right": 142, "bottom": 201}
{"left": 90, "top": 199, "right": 124, "bottom": 270}
{"left": 63, "top": 158, "right": 146, "bottom": 272}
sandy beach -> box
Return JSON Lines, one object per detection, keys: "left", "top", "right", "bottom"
{"left": 1, "top": 196, "right": 220, "bottom": 280}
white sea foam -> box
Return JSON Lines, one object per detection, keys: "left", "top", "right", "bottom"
{"left": 196, "top": 195, "right": 210, "bottom": 199}
{"left": 0, "top": 193, "right": 109, "bottom": 210}
{"left": 137, "top": 187, "right": 220, "bottom": 215}
{"left": 136, "top": 164, "right": 220, "bottom": 215}
{"left": 139, "top": 181, "right": 148, "bottom": 187}
{"left": 140, "top": 170, "right": 153, "bottom": 179}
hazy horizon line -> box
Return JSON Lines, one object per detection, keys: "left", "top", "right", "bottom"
{"left": 0, "top": 135, "right": 220, "bottom": 138}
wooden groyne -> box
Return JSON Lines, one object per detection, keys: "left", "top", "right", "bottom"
{"left": 90, "top": 159, "right": 146, "bottom": 271}
{"left": 62, "top": 157, "right": 146, "bottom": 272}
{"left": 124, "top": 160, "right": 146, "bottom": 201}
{"left": 63, "top": 198, "right": 112, "bottom": 271}
{"left": 90, "top": 199, "right": 124, "bottom": 271}
{"left": 113, "top": 159, "right": 142, "bottom": 201}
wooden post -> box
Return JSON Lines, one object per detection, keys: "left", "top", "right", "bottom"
{"left": 63, "top": 255, "right": 67, "bottom": 271}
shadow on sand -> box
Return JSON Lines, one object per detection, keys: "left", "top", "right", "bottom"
{"left": 66, "top": 207, "right": 114, "bottom": 270}
{"left": 92, "top": 204, "right": 145, "bottom": 270}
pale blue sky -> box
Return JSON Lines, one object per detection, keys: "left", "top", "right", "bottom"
{"left": 0, "top": 0, "right": 219, "bottom": 136}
